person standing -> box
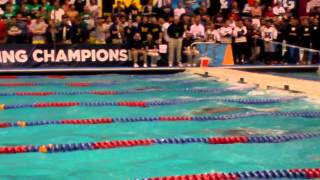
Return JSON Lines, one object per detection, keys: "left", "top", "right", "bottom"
{"left": 233, "top": 20, "right": 248, "bottom": 64}
{"left": 30, "top": 16, "right": 48, "bottom": 44}
{"left": 167, "top": 16, "right": 184, "bottom": 67}
{"left": 261, "top": 20, "right": 278, "bottom": 64}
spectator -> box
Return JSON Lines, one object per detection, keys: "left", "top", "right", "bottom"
{"left": 47, "top": 19, "right": 58, "bottom": 43}
{"left": 261, "top": 20, "right": 278, "bottom": 64}
{"left": 131, "top": 32, "right": 147, "bottom": 68}
{"left": 264, "top": 6, "right": 275, "bottom": 18}
{"left": 109, "top": 16, "right": 123, "bottom": 45}
{"left": 285, "top": 18, "right": 299, "bottom": 64}
{"left": 58, "top": 16, "right": 71, "bottom": 44}
{"left": 167, "top": 16, "right": 184, "bottom": 67}
{"left": 205, "top": 22, "right": 220, "bottom": 42}
{"left": 127, "top": 1, "right": 140, "bottom": 20}
{"left": 27, "top": 0, "right": 41, "bottom": 17}
{"left": 190, "top": 15, "right": 205, "bottom": 40}
{"left": 273, "top": 3, "right": 286, "bottom": 17}
{"left": 159, "top": 17, "right": 170, "bottom": 43}
{"left": 299, "top": 17, "right": 312, "bottom": 64}
{"left": 7, "top": 16, "right": 22, "bottom": 43}
{"left": 0, "top": 16, "right": 7, "bottom": 43}
{"left": 149, "top": 16, "right": 162, "bottom": 42}
{"left": 30, "top": 16, "right": 48, "bottom": 44}
{"left": 74, "top": 0, "right": 86, "bottom": 13}
{"left": 66, "top": 5, "right": 79, "bottom": 23}
{"left": 251, "top": 2, "right": 262, "bottom": 27}
{"left": 174, "top": 2, "right": 186, "bottom": 18}
{"left": 113, "top": 1, "right": 126, "bottom": 15}
{"left": 233, "top": 20, "right": 247, "bottom": 64}
{"left": 124, "top": 18, "right": 137, "bottom": 45}
{"left": 311, "top": 17, "right": 320, "bottom": 50}
{"left": 16, "top": 13, "right": 28, "bottom": 43}
{"left": 144, "top": 33, "right": 160, "bottom": 67}
{"left": 88, "top": 0, "right": 100, "bottom": 17}
{"left": 51, "top": 1, "right": 65, "bottom": 24}
{"left": 218, "top": 20, "right": 232, "bottom": 43}
{"left": 183, "top": 31, "right": 199, "bottom": 67}
{"left": 138, "top": 15, "right": 150, "bottom": 41}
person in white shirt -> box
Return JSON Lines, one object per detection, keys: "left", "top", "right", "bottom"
{"left": 218, "top": 21, "right": 233, "bottom": 43}
{"left": 261, "top": 20, "right": 278, "bottom": 64}
{"left": 272, "top": 3, "right": 286, "bottom": 16}
{"left": 190, "top": 16, "right": 205, "bottom": 40}
{"left": 159, "top": 17, "right": 170, "bottom": 43}
{"left": 174, "top": 2, "right": 186, "bottom": 18}
{"left": 233, "top": 20, "right": 248, "bottom": 64}
{"left": 206, "top": 23, "right": 220, "bottom": 42}
{"left": 50, "top": 1, "right": 65, "bottom": 24}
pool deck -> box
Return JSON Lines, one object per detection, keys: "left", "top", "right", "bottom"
{"left": 188, "top": 67, "right": 320, "bottom": 99}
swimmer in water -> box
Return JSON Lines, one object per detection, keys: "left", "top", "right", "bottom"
{"left": 215, "top": 128, "right": 290, "bottom": 136}
{"left": 134, "top": 86, "right": 163, "bottom": 91}
{"left": 191, "top": 106, "right": 280, "bottom": 115}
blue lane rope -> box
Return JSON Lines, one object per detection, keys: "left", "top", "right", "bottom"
{"left": 1, "top": 131, "right": 320, "bottom": 154}
{"left": 0, "top": 96, "right": 303, "bottom": 111}
{"left": 1, "top": 111, "right": 319, "bottom": 129}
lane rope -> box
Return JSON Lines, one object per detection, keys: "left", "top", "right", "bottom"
{"left": 0, "top": 82, "right": 120, "bottom": 87}
{"left": 139, "top": 168, "right": 320, "bottom": 179}
{"left": 0, "top": 131, "right": 319, "bottom": 154}
{"left": 0, "top": 97, "right": 302, "bottom": 110}
{"left": 0, "top": 87, "right": 255, "bottom": 96}
{"left": 1, "top": 111, "right": 319, "bottom": 129}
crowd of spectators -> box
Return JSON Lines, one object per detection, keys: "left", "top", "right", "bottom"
{"left": 0, "top": 0, "right": 319, "bottom": 67}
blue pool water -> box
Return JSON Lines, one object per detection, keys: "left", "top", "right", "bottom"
{"left": 0, "top": 73, "right": 319, "bottom": 179}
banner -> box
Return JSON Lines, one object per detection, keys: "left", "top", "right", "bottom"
{"left": 0, "top": 44, "right": 130, "bottom": 68}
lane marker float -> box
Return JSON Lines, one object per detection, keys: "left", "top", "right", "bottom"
{"left": 0, "top": 132, "right": 319, "bottom": 154}
{"left": 1, "top": 111, "right": 319, "bottom": 129}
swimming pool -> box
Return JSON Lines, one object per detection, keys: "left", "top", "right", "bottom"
{"left": 0, "top": 73, "right": 319, "bottom": 179}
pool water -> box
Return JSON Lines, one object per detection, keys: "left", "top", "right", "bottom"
{"left": 0, "top": 73, "right": 319, "bottom": 179}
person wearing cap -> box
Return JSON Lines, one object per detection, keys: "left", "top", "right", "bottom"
{"left": 183, "top": 30, "right": 199, "bottom": 67}
{"left": 167, "top": 16, "right": 184, "bottom": 67}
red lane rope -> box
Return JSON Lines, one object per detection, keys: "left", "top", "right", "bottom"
{"left": 0, "top": 76, "right": 18, "bottom": 79}
{"left": 34, "top": 102, "right": 80, "bottom": 108}
{"left": 47, "top": 75, "right": 66, "bottom": 79}
{"left": 67, "top": 83, "right": 91, "bottom": 87}
{"left": 61, "top": 118, "right": 113, "bottom": 124}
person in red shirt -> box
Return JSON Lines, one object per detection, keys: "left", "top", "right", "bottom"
{"left": 0, "top": 16, "right": 7, "bottom": 43}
